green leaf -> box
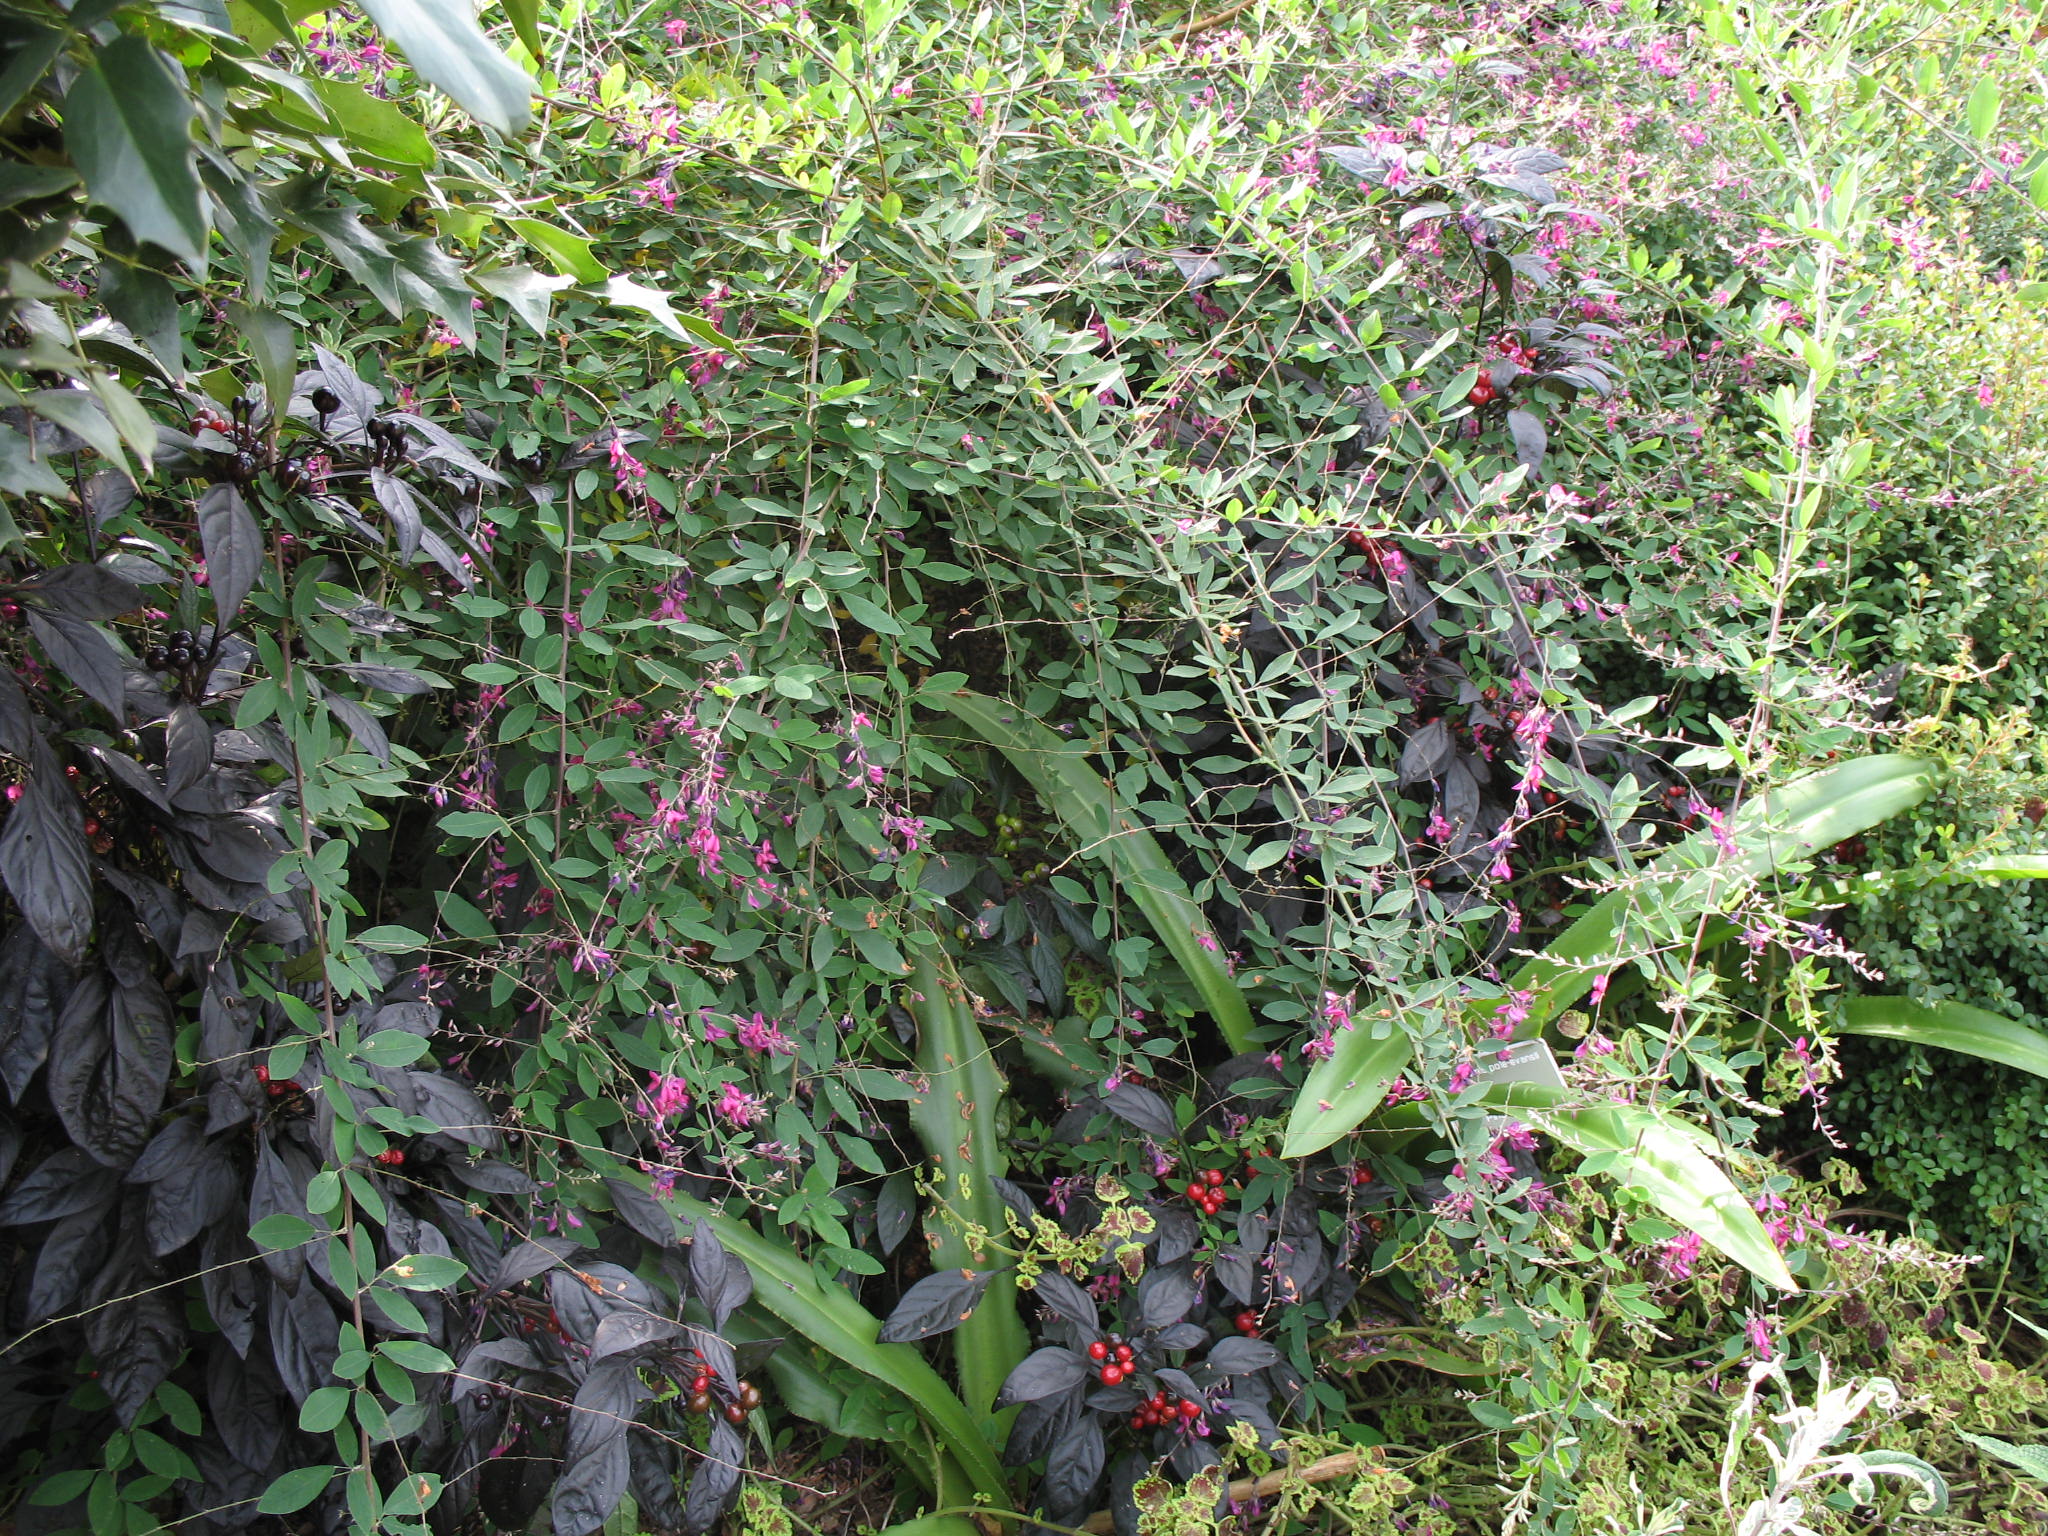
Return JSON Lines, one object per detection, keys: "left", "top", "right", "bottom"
{"left": 1966, "top": 77, "right": 2000, "bottom": 140}
{"left": 1282, "top": 1022, "right": 1413, "bottom": 1158}
{"left": 928, "top": 692, "right": 1254, "bottom": 1053}
{"left": 619, "top": 1172, "right": 1008, "bottom": 1510}
{"left": 505, "top": 217, "right": 608, "bottom": 282}
{"left": 354, "top": 0, "right": 532, "bottom": 135}
{"left": 249, "top": 1213, "right": 316, "bottom": 1249}
{"left": 1510, "top": 755, "right": 1936, "bottom": 1035}
{"left": 382, "top": 1252, "right": 468, "bottom": 1289}
{"left": 473, "top": 263, "right": 572, "bottom": 334}
{"left": 357, "top": 1029, "right": 431, "bottom": 1066}
{"left": 1836, "top": 996, "right": 2048, "bottom": 1079}
{"left": 903, "top": 950, "right": 1029, "bottom": 1424}
{"left": 258, "top": 1465, "right": 336, "bottom": 1515}
{"left": 64, "top": 36, "right": 209, "bottom": 268}
{"left": 298, "top": 1386, "right": 352, "bottom": 1434}
{"left": 499, "top": 0, "right": 543, "bottom": 59}
{"left": 1958, "top": 1429, "right": 2048, "bottom": 1485}
{"left": 603, "top": 274, "right": 740, "bottom": 349}
{"left": 377, "top": 1340, "right": 454, "bottom": 1373}
{"left": 309, "top": 78, "right": 434, "bottom": 166}
{"left": 1519, "top": 1088, "right": 1796, "bottom": 1292}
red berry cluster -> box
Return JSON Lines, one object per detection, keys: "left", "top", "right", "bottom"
{"left": 374, "top": 1149, "right": 406, "bottom": 1167}
{"left": 254, "top": 1064, "right": 301, "bottom": 1099}
{"left": 1086, "top": 1337, "right": 1136, "bottom": 1384}
{"left": 683, "top": 1365, "right": 762, "bottom": 1424}
{"left": 191, "top": 411, "right": 233, "bottom": 437}
{"left": 1183, "top": 1167, "right": 1229, "bottom": 1216}
{"left": 1233, "top": 1309, "right": 1261, "bottom": 1337}
{"left": 1467, "top": 367, "right": 1499, "bottom": 407}
{"left": 1129, "top": 1389, "right": 1204, "bottom": 1434}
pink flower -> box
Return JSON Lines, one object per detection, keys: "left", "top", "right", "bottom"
{"left": 642, "top": 1072, "right": 691, "bottom": 1123}
{"left": 715, "top": 1082, "right": 764, "bottom": 1128}
{"left": 735, "top": 1012, "right": 795, "bottom": 1056}
{"left": 1659, "top": 1230, "right": 1701, "bottom": 1280}
{"left": 1746, "top": 1316, "right": 1774, "bottom": 1360}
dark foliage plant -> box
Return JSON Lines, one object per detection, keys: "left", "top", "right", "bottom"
{"left": 0, "top": 0, "right": 2042, "bottom": 1534}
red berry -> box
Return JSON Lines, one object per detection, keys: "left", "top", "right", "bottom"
{"left": 1203, "top": 1168, "right": 1225, "bottom": 1187}
{"left": 1475, "top": 368, "right": 1493, "bottom": 387}
{"left": 1086, "top": 1340, "right": 1108, "bottom": 1362}
{"left": 1468, "top": 383, "right": 1497, "bottom": 405}
{"left": 692, "top": 1373, "right": 711, "bottom": 1393}
{"left": 254, "top": 1064, "right": 269, "bottom": 1083}
{"left": 1100, "top": 1365, "right": 1123, "bottom": 1386}
{"left": 1185, "top": 1181, "right": 1205, "bottom": 1201}
{"left": 724, "top": 1402, "right": 746, "bottom": 1424}
{"left": 1115, "top": 1343, "right": 1134, "bottom": 1363}
{"left": 1180, "top": 1399, "right": 1202, "bottom": 1420}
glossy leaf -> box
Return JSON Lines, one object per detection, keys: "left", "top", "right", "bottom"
{"left": 1836, "top": 996, "right": 2048, "bottom": 1080}
{"left": 196, "top": 483, "right": 263, "bottom": 625}
{"left": 355, "top": 0, "right": 533, "bottom": 135}
{"left": 1509, "top": 754, "right": 1937, "bottom": 1035}
{"left": 1282, "top": 1018, "right": 1413, "bottom": 1158}
{"left": 65, "top": 38, "right": 208, "bottom": 267}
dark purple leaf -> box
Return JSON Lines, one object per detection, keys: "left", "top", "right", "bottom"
{"left": 487, "top": 1235, "right": 577, "bottom": 1294}
{"left": 878, "top": 1267, "right": 993, "bottom": 1342}
{"left": 146, "top": 1134, "right": 237, "bottom": 1255}
{"left": 1040, "top": 1414, "right": 1105, "bottom": 1520}
{"left": 1154, "top": 1322, "right": 1208, "bottom": 1351}
{"left": 196, "top": 483, "right": 263, "bottom": 624}
{"left": 446, "top": 1157, "right": 532, "bottom": 1194}
{"left": 331, "top": 662, "right": 435, "bottom": 695}
{"left": 1138, "top": 1263, "right": 1199, "bottom": 1332}
{"left": 248, "top": 1139, "right": 317, "bottom": 1289}
{"left": 0, "top": 1114, "right": 17, "bottom": 1190}
{"left": 1003, "top": 1392, "right": 1076, "bottom": 1468}
{"left": 26, "top": 1206, "right": 111, "bottom": 1320}
{"left": 0, "top": 672, "right": 29, "bottom": 759}
{"left": 1506, "top": 407, "right": 1547, "bottom": 477}
{"left": 876, "top": 1171, "right": 916, "bottom": 1255}
{"left": 1100, "top": 1081, "right": 1176, "bottom": 1140}
{"left": 686, "top": 1218, "right": 749, "bottom": 1325}
{"left": 164, "top": 704, "right": 212, "bottom": 799}
{"left": 268, "top": 1279, "right": 340, "bottom": 1403}
{"left": 603, "top": 1175, "right": 677, "bottom": 1247}
{"left": 1028, "top": 1269, "right": 1098, "bottom": 1333}
{"left": 998, "top": 1346, "right": 1090, "bottom": 1406}
{"left": 1398, "top": 719, "right": 1455, "bottom": 786}
{"left": 629, "top": 1430, "right": 683, "bottom": 1534}
{"left": 15, "top": 564, "right": 140, "bottom": 621}
{"left": 990, "top": 1174, "right": 1038, "bottom": 1227}
{"left": 322, "top": 690, "right": 390, "bottom": 764}
{"left": 0, "top": 745, "right": 93, "bottom": 966}
{"left": 85, "top": 744, "right": 173, "bottom": 814}
{"left": 1202, "top": 1336, "right": 1280, "bottom": 1375}
{"left": 25, "top": 610, "right": 125, "bottom": 719}
{"left": 127, "top": 1115, "right": 205, "bottom": 1183}
{"left": 1149, "top": 1205, "right": 1196, "bottom": 1266}
{"left": 408, "top": 1070, "right": 500, "bottom": 1149}
{"left": 680, "top": 1420, "right": 743, "bottom": 1536}
{"left": 589, "top": 1312, "right": 682, "bottom": 1363}
{"left": 1211, "top": 1246, "right": 1255, "bottom": 1305}
{"left": 548, "top": 1262, "right": 661, "bottom": 1347}
{"left": 50, "top": 969, "right": 172, "bottom": 1166}
{"left": 553, "top": 1363, "right": 646, "bottom": 1536}
{"left": 370, "top": 468, "right": 425, "bottom": 561}
{"left": 207, "top": 1341, "right": 284, "bottom": 1472}
{"left": 83, "top": 1275, "right": 183, "bottom": 1426}
{"left": 201, "top": 1225, "right": 261, "bottom": 1357}
{"left": 183, "top": 815, "right": 285, "bottom": 886}
{"left": 0, "top": 924, "right": 72, "bottom": 1101}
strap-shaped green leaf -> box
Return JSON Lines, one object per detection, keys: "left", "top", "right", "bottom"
{"left": 926, "top": 691, "right": 1254, "bottom": 1052}
{"left": 1510, "top": 754, "right": 1936, "bottom": 1034}
{"left": 1512, "top": 1086, "right": 1795, "bottom": 1292}
{"left": 1836, "top": 996, "right": 2048, "bottom": 1079}
{"left": 1282, "top": 1019, "right": 1412, "bottom": 1157}
{"left": 904, "top": 949, "right": 1029, "bottom": 1425}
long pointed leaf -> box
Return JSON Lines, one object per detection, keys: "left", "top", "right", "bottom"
{"left": 1510, "top": 755, "right": 1936, "bottom": 1032}
{"left": 926, "top": 692, "right": 1253, "bottom": 1052}
{"left": 616, "top": 1174, "right": 1009, "bottom": 1506}
{"left": 1836, "top": 996, "right": 2048, "bottom": 1079}
{"left": 1281, "top": 1023, "right": 1413, "bottom": 1158}
{"left": 1512, "top": 1088, "right": 1795, "bottom": 1292}
{"left": 904, "top": 949, "right": 1030, "bottom": 1424}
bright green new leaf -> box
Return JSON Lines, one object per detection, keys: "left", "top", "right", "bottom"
{"left": 1965, "top": 77, "right": 2000, "bottom": 140}
{"left": 1282, "top": 1019, "right": 1413, "bottom": 1157}
{"left": 356, "top": 0, "right": 533, "bottom": 135}
{"left": 604, "top": 274, "right": 742, "bottom": 350}
{"left": 928, "top": 691, "right": 1255, "bottom": 1053}
{"left": 64, "top": 37, "right": 210, "bottom": 269}
{"left": 505, "top": 217, "right": 608, "bottom": 282}
{"left": 1510, "top": 754, "right": 1936, "bottom": 1035}
{"left": 1836, "top": 996, "right": 2048, "bottom": 1080}
{"left": 1518, "top": 1088, "right": 1796, "bottom": 1292}
{"left": 310, "top": 78, "right": 435, "bottom": 166}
